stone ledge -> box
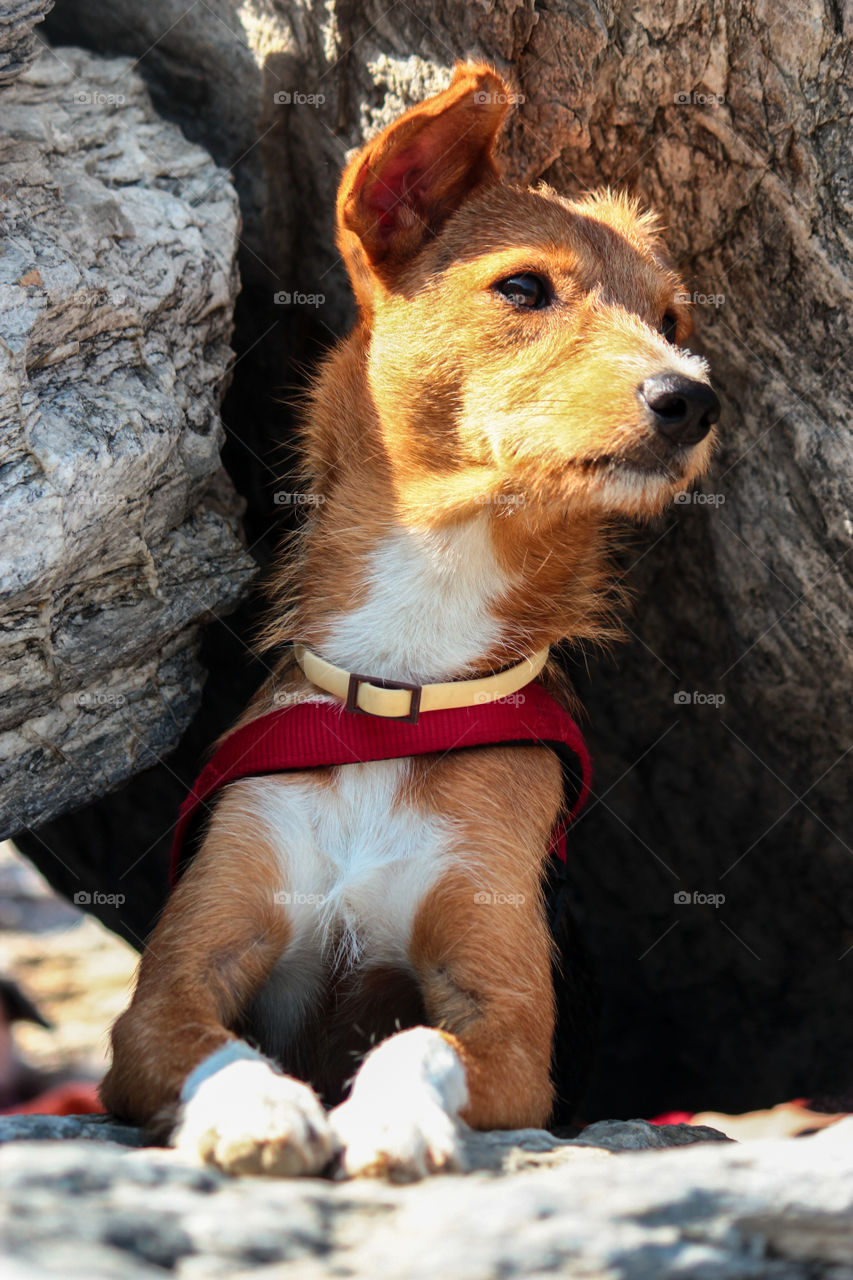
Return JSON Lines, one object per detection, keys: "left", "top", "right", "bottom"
{"left": 0, "top": 1115, "right": 850, "bottom": 1278}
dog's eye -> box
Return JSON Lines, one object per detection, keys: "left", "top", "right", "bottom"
{"left": 493, "top": 273, "right": 550, "bottom": 309}
{"left": 661, "top": 312, "right": 679, "bottom": 345}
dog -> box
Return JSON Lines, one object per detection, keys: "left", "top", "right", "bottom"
{"left": 101, "top": 62, "right": 718, "bottom": 1180}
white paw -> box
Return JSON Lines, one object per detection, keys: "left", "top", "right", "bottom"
{"left": 173, "top": 1044, "right": 338, "bottom": 1177}
{"left": 330, "top": 1093, "right": 467, "bottom": 1181}
{"left": 329, "top": 1027, "right": 469, "bottom": 1181}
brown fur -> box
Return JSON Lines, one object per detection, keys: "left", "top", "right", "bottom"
{"left": 408, "top": 746, "right": 563, "bottom": 1128}
{"left": 101, "top": 786, "right": 293, "bottom": 1138}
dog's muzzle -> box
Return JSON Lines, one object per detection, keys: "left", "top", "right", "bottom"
{"left": 639, "top": 374, "right": 720, "bottom": 446}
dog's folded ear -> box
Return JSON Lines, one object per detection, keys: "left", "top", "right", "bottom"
{"left": 337, "top": 62, "right": 513, "bottom": 301}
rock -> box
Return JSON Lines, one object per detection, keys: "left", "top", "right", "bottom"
{"left": 0, "top": 1109, "right": 728, "bottom": 1163}
{"left": 0, "top": 0, "right": 53, "bottom": 85}
{"left": 0, "top": 43, "right": 256, "bottom": 864}
{"left": 0, "top": 1118, "right": 850, "bottom": 1278}
{"left": 15, "top": 0, "right": 853, "bottom": 1118}
{"left": 0, "top": 1112, "right": 147, "bottom": 1146}
{"left": 571, "top": 1116, "right": 731, "bottom": 1151}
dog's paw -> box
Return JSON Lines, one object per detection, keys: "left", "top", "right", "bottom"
{"left": 329, "top": 1026, "right": 469, "bottom": 1181}
{"left": 173, "top": 1044, "right": 337, "bottom": 1177}
{"left": 330, "top": 1093, "right": 467, "bottom": 1181}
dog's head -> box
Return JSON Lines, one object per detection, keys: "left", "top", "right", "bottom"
{"left": 336, "top": 63, "right": 718, "bottom": 522}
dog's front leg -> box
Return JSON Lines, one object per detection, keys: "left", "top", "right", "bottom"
{"left": 100, "top": 801, "right": 338, "bottom": 1176}
{"left": 330, "top": 868, "right": 554, "bottom": 1180}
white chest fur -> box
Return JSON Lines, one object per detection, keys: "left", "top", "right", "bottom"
{"left": 321, "top": 514, "right": 508, "bottom": 683}
{"left": 239, "top": 759, "right": 457, "bottom": 970}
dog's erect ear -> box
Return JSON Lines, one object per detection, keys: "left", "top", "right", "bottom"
{"left": 337, "top": 63, "right": 513, "bottom": 302}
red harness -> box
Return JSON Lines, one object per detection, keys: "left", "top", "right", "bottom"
{"left": 169, "top": 682, "right": 592, "bottom": 887}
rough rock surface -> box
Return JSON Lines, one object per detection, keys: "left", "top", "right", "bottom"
{"left": 16, "top": 0, "right": 853, "bottom": 1117}
{"left": 0, "top": 1109, "right": 730, "bottom": 1157}
{"left": 0, "top": 43, "right": 256, "bottom": 884}
{"left": 0, "top": 0, "right": 52, "bottom": 85}
{"left": 0, "top": 1112, "right": 148, "bottom": 1146}
{"left": 2, "top": 1117, "right": 853, "bottom": 1279}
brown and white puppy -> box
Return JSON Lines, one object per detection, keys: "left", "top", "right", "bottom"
{"left": 101, "top": 63, "right": 718, "bottom": 1180}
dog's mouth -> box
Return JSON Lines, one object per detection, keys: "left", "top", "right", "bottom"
{"left": 576, "top": 445, "right": 690, "bottom": 483}
{"left": 565, "top": 427, "right": 716, "bottom": 508}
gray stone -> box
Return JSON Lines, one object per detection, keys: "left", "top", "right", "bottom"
{"left": 0, "top": 0, "right": 53, "bottom": 85}
{"left": 0, "top": 1108, "right": 729, "bottom": 1163}
{"left": 0, "top": 1117, "right": 851, "bottom": 1278}
{"left": 0, "top": 1112, "right": 148, "bottom": 1146}
{"left": 0, "top": 43, "right": 256, "bottom": 841}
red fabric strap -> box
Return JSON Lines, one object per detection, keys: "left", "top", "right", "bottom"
{"left": 169, "top": 682, "right": 592, "bottom": 886}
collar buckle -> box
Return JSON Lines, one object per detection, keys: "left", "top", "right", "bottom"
{"left": 345, "top": 672, "right": 423, "bottom": 724}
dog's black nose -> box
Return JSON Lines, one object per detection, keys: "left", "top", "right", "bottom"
{"left": 640, "top": 374, "right": 720, "bottom": 445}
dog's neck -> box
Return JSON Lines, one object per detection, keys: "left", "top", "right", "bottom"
{"left": 265, "top": 336, "right": 617, "bottom": 687}
{"left": 307, "top": 512, "right": 509, "bottom": 685}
